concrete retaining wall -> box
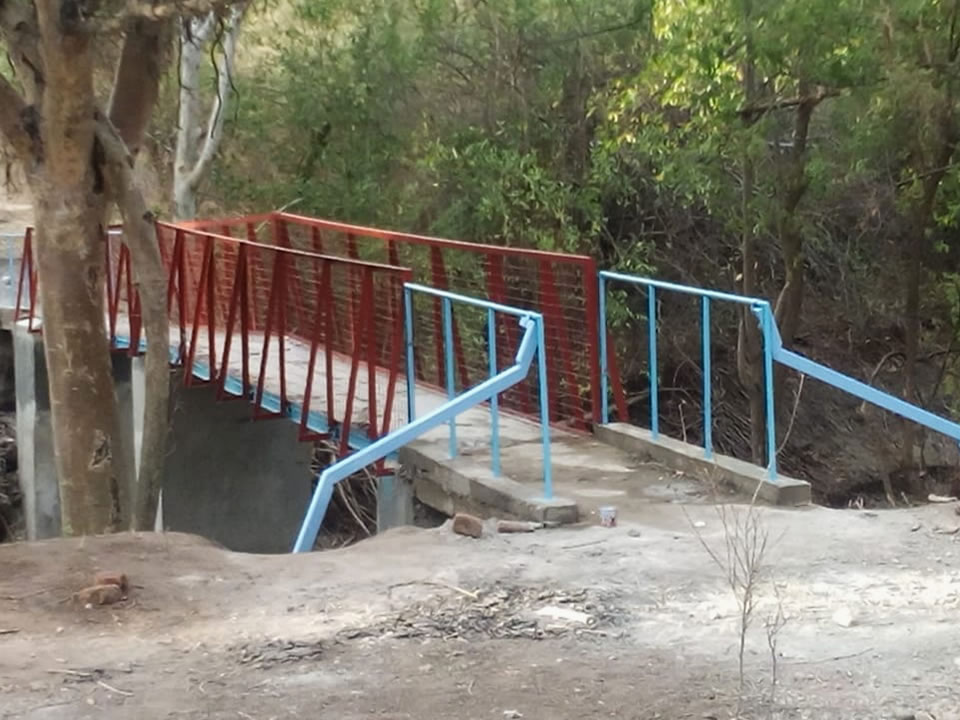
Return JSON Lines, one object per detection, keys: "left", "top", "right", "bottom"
{"left": 594, "top": 422, "right": 811, "bottom": 505}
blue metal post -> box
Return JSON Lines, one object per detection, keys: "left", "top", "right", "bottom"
{"left": 404, "top": 287, "right": 416, "bottom": 423}
{"left": 599, "top": 273, "right": 609, "bottom": 424}
{"left": 488, "top": 307, "right": 501, "bottom": 476}
{"left": 760, "top": 304, "right": 777, "bottom": 480}
{"left": 648, "top": 286, "right": 659, "bottom": 438}
{"left": 536, "top": 316, "right": 553, "bottom": 499}
{"left": 443, "top": 297, "right": 457, "bottom": 457}
{"left": 701, "top": 296, "right": 712, "bottom": 459}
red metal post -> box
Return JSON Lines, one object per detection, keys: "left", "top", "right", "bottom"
{"left": 364, "top": 270, "right": 377, "bottom": 440}
{"left": 217, "top": 244, "right": 245, "bottom": 401}
{"left": 340, "top": 270, "right": 373, "bottom": 455}
{"left": 582, "top": 260, "right": 602, "bottom": 425}
{"left": 607, "top": 329, "right": 628, "bottom": 421}
{"left": 185, "top": 234, "right": 213, "bottom": 386}
{"left": 538, "top": 259, "right": 586, "bottom": 428}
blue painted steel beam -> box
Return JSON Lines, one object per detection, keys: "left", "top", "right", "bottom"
{"left": 293, "top": 315, "right": 540, "bottom": 552}
{"left": 488, "top": 307, "right": 501, "bottom": 476}
{"left": 648, "top": 286, "right": 658, "bottom": 439}
{"left": 443, "top": 297, "right": 457, "bottom": 457}
{"left": 775, "top": 345, "right": 960, "bottom": 442}
{"left": 600, "top": 270, "right": 767, "bottom": 307}
{"left": 598, "top": 273, "right": 610, "bottom": 424}
{"left": 701, "top": 297, "right": 712, "bottom": 459}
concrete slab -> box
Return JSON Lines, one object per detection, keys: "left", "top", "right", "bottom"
{"left": 400, "top": 441, "right": 579, "bottom": 524}
{"left": 594, "top": 422, "right": 811, "bottom": 506}
{"left": 401, "top": 424, "right": 756, "bottom": 527}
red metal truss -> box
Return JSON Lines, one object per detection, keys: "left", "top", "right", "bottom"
{"left": 16, "top": 222, "right": 413, "bottom": 458}
{"left": 185, "top": 211, "right": 601, "bottom": 430}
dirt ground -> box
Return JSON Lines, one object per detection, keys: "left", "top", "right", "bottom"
{"left": 2, "top": 500, "right": 960, "bottom": 720}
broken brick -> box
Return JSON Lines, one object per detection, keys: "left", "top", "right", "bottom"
{"left": 452, "top": 512, "right": 484, "bottom": 539}
{"left": 496, "top": 520, "right": 537, "bottom": 534}
{"left": 93, "top": 571, "right": 129, "bottom": 593}
{"left": 73, "top": 584, "right": 123, "bottom": 607}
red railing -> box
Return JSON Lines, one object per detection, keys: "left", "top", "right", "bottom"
{"left": 16, "top": 223, "right": 412, "bottom": 454}
{"left": 181, "top": 212, "right": 601, "bottom": 430}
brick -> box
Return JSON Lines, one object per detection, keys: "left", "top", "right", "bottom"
{"left": 451, "top": 512, "right": 484, "bottom": 539}
{"left": 73, "top": 584, "right": 123, "bottom": 606}
{"left": 496, "top": 520, "right": 537, "bottom": 534}
{"left": 93, "top": 571, "right": 129, "bottom": 593}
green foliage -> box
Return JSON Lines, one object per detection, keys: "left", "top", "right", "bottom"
{"left": 214, "top": 0, "right": 652, "bottom": 265}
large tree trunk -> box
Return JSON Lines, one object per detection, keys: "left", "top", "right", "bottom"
{"left": 32, "top": 182, "right": 121, "bottom": 534}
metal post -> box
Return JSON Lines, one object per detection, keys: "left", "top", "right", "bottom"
{"left": 701, "top": 296, "right": 712, "bottom": 459}
{"left": 488, "top": 307, "right": 501, "bottom": 476}
{"left": 404, "top": 286, "right": 416, "bottom": 423}
{"left": 6, "top": 235, "right": 13, "bottom": 307}
{"left": 648, "top": 286, "right": 659, "bottom": 438}
{"left": 443, "top": 297, "right": 457, "bottom": 457}
{"left": 760, "top": 304, "right": 777, "bottom": 480}
{"left": 599, "top": 273, "right": 609, "bottom": 424}
{"left": 536, "top": 316, "right": 553, "bottom": 499}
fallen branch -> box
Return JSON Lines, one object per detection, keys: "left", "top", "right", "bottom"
{"left": 96, "top": 679, "right": 133, "bottom": 696}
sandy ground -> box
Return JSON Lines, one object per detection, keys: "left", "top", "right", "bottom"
{"left": 2, "top": 500, "right": 960, "bottom": 720}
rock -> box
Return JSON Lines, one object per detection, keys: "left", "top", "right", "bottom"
{"left": 831, "top": 606, "right": 855, "bottom": 628}
{"left": 94, "top": 571, "right": 129, "bottom": 593}
{"left": 496, "top": 520, "right": 538, "bottom": 534}
{"left": 73, "top": 584, "right": 123, "bottom": 607}
{"left": 452, "top": 513, "right": 484, "bottom": 539}
{"left": 929, "top": 493, "right": 958, "bottom": 503}
{"left": 535, "top": 606, "right": 593, "bottom": 625}
{"left": 503, "top": 711, "right": 523, "bottom": 719}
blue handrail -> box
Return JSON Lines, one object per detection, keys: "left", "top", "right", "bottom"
{"left": 292, "top": 284, "right": 552, "bottom": 553}
{"left": 599, "top": 271, "right": 778, "bottom": 479}
{"left": 599, "top": 270, "right": 960, "bottom": 481}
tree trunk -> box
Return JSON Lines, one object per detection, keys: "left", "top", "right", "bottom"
{"left": 174, "top": 9, "right": 241, "bottom": 221}
{"left": 106, "top": 22, "right": 174, "bottom": 530}
{"left": 32, "top": 182, "right": 121, "bottom": 535}
{"left": 736, "top": 0, "right": 765, "bottom": 465}
{"left": 96, "top": 118, "right": 171, "bottom": 531}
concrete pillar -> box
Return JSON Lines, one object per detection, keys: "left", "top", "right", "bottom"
{"left": 13, "top": 322, "right": 58, "bottom": 539}
{"left": 161, "top": 383, "right": 313, "bottom": 553}
{"left": 14, "top": 323, "right": 138, "bottom": 538}
{"left": 111, "top": 352, "right": 137, "bottom": 529}
{"left": 376, "top": 473, "right": 414, "bottom": 532}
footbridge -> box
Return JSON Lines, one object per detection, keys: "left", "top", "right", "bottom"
{"left": 6, "top": 213, "right": 960, "bottom": 552}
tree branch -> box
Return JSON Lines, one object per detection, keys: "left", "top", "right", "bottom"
{"left": 184, "top": 6, "right": 239, "bottom": 191}
{"left": 738, "top": 87, "right": 840, "bottom": 124}
{"left": 94, "top": 114, "right": 170, "bottom": 530}
{"left": 108, "top": 17, "right": 174, "bottom": 156}
{"left": 0, "top": 73, "right": 37, "bottom": 162}
{"left": 91, "top": 0, "right": 234, "bottom": 33}
{"left": 0, "top": 0, "right": 45, "bottom": 104}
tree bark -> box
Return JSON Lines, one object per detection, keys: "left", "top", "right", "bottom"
{"left": 105, "top": 20, "right": 173, "bottom": 530}
{"left": 736, "top": 0, "right": 765, "bottom": 465}
{"left": 174, "top": 8, "right": 241, "bottom": 220}
{"left": 32, "top": 181, "right": 122, "bottom": 534}
{"left": 96, "top": 118, "right": 171, "bottom": 531}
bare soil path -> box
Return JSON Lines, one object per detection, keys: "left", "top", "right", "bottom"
{"left": 2, "top": 501, "right": 959, "bottom": 719}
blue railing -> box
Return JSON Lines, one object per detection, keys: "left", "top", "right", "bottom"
{"left": 599, "top": 270, "right": 960, "bottom": 481}
{"left": 292, "top": 284, "right": 552, "bottom": 553}
{"left": 599, "top": 272, "right": 778, "bottom": 478}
